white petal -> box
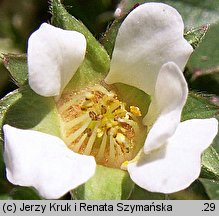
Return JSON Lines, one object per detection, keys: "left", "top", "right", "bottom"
{"left": 28, "top": 23, "right": 86, "bottom": 97}
{"left": 128, "top": 118, "right": 218, "bottom": 193}
{"left": 105, "top": 2, "right": 193, "bottom": 95}
{"left": 144, "top": 62, "right": 188, "bottom": 153}
{"left": 3, "top": 125, "right": 96, "bottom": 199}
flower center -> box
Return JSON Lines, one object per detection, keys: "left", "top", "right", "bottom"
{"left": 56, "top": 84, "right": 145, "bottom": 168}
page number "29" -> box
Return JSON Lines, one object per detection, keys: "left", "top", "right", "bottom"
{"left": 202, "top": 203, "right": 215, "bottom": 211}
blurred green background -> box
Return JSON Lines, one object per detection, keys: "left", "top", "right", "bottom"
{"left": 1, "top": 0, "right": 219, "bottom": 100}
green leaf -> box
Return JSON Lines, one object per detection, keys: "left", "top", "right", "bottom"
{"left": 51, "top": 0, "right": 110, "bottom": 90}
{"left": 201, "top": 146, "right": 219, "bottom": 181}
{"left": 116, "top": 0, "right": 219, "bottom": 28}
{"left": 2, "top": 54, "right": 28, "bottom": 87}
{"left": 161, "top": 0, "right": 219, "bottom": 28}
{"left": 187, "top": 22, "right": 219, "bottom": 95}
{"left": 72, "top": 165, "right": 134, "bottom": 200}
{"left": 199, "top": 178, "right": 219, "bottom": 199}
{"left": 2, "top": 86, "right": 61, "bottom": 138}
{"left": 182, "top": 92, "right": 218, "bottom": 121}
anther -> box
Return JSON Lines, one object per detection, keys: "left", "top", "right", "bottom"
{"left": 130, "top": 106, "right": 142, "bottom": 116}
{"left": 89, "top": 111, "right": 98, "bottom": 120}
{"left": 57, "top": 84, "right": 144, "bottom": 168}
{"left": 101, "top": 105, "right": 107, "bottom": 114}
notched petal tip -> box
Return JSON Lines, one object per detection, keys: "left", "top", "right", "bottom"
{"left": 28, "top": 23, "right": 86, "bottom": 97}
{"left": 105, "top": 2, "right": 192, "bottom": 95}
{"left": 127, "top": 118, "right": 218, "bottom": 194}
{"left": 3, "top": 124, "right": 96, "bottom": 199}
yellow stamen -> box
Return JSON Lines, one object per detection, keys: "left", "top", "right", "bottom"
{"left": 56, "top": 84, "right": 145, "bottom": 168}
{"left": 130, "top": 105, "right": 142, "bottom": 116}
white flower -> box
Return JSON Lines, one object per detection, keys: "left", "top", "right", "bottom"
{"left": 3, "top": 3, "right": 218, "bottom": 199}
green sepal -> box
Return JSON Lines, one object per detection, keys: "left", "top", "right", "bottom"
{"left": 0, "top": 89, "right": 45, "bottom": 200}
{"left": 2, "top": 86, "right": 61, "bottom": 138}
{"left": 169, "top": 180, "right": 209, "bottom": 200}
{"left": 72, "top": 165, "right": 134, "bottom": 200}
{"left": 0, "top": 89, "right": 21, "bottom": 145}
{"left": 128, "top": 185, "right": 165, "bottom": 200}
{"left": 184, "top": 25, "right": 209, "bottom": 49}
{"left": 0, "top": 85, "right": 61, "bottom": 146}
{"left": 2, "top": 54, "right": 28, "bottom": 87}
{"left": 50, "top": 0, "right": 110, "bottom": 89}
{"left": 101, "top": 19, "right": 122, "bottom": 57}
{"left": 182, "top": 92, "right": 218, "bottom": 121}
{"left": 0, "top": 86, "right": 61, "bottom": 200}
